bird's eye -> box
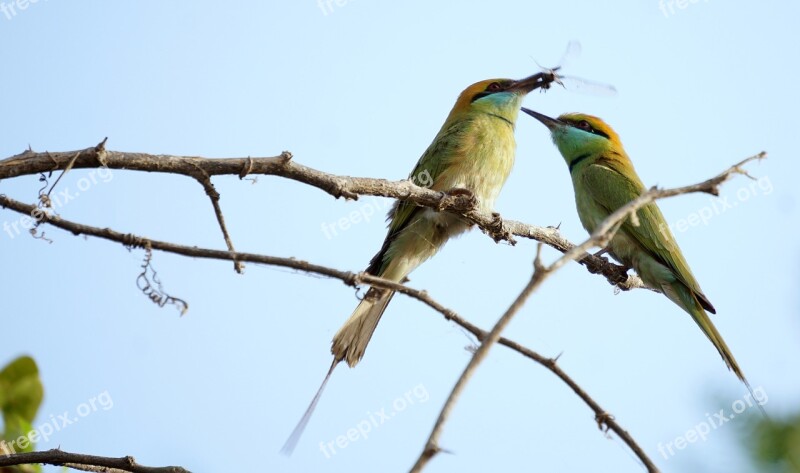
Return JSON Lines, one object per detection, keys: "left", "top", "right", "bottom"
{"left": 486, "top": 82, "right": 502, "bottom": 92}
{"left": 577, "top": 120, "right": 593, "bottom": 132}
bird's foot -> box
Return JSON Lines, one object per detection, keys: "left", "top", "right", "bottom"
{"left": 439, "top": 187, "right": 478, "bottom": 211}
{"left": 583, "top": 252, "right": 630, "bottom": 287}
{"left": 584, "top": 252, "right": 609, "bottom": 274}
{"left": 486, "top": 212, "right": 515, "bottom": 245}
{"left": 595, "top": 411, "right": 615, "bottom": 432}
{"left": 610, "top": 266, "right": 631, "bottom": 286}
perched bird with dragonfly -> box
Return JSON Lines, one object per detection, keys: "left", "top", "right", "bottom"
{"left": 281, "top": 71, "right": 560, "bottom": 454}
{"left": 521, "top": 108, "right": 763, "bottom": 407}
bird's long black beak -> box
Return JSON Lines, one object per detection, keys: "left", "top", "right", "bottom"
{"left": 508, "top": 72, "right": 557, "bottom": 94}
{"left": 521, "top": 107, "right": 562, "bottom": 130}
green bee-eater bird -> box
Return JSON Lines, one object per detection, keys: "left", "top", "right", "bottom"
{"left": 333, "top": 74, "right": 554, "bottom": 368}
{"left": 521, "top": 107, "right": 755, "bottom": 389}
{"left": 282, "top": 73, "right": 555, "bottom": 454}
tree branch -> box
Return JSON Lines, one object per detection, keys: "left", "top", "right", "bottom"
{"left": 410, "top": 243, "right": 661, "bottom": 473}
{"left": 0, "top": 146, "right": 764, "bottom": 473}
{"left": 0, "top": 192, "right": 657, "bottom": 471}
{"left": 0, "top": 143, "right": 644, "bottom": 291}
{"left": 410, "top": 153, "right": 766, "bottom": 472}
{"left": 410, "top": 245, "right": 551, "bottom": 472}
{"left": 190, "top": 165, "right": 243, "bottom": 274}
{"left": 550, "top": 152, "right": 767, "bottom": 275}
{"left": 0, "top": 448, "right": 190, "bottom": 473}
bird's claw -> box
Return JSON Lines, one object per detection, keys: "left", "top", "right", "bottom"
{"left": 595, "top": 412, "right": 614, "bottom": 432}
{"left": 487, "top": 212, "right": 515, "bottom": 245}
{"left": 584, "top": 253, "right": 608, "bottom": 274}
{"left": 610, "top": 267, "right": 631, "bottom": 286}
{"left": 440, "top": 187, "right": 478, "bottom": 211}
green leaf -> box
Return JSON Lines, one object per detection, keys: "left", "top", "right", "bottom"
{"left": 0, "top": 356, "right": 43, "bottom": 425}
{"left": 2, "top": 414, "right": 35, "bottom": 452}
{"left": 743, "top": 412, "right": 800, "bottom": 472}
{"left": 0, "top": 357, "right": 38, "bottom": 388}
{"left": 0, "top": 357, "right": 43, "bottom": 473}
{"left": 1, "top": 414, "right": 42, "bottom": 472}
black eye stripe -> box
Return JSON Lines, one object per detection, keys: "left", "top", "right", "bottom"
{"left": 591, "top": 128, "right": 610, "bottom": 139}
{"left": 471, "top": 82, "right": 508, "bottom": 102}
{"left": 470, "top": 91, "right": 492, "bottom": 103}
{"left": 571, "top": 120, "right": 610, "bottom": 139}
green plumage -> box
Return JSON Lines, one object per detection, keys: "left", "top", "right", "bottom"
{"left": 332, "top": 75, "right": 548, "bottom": 368}
{"left": 282, "top": 73, "right": 553, "bottom": 455}
{"left": 522, "top": 108, "right": 754, "bottom": 388}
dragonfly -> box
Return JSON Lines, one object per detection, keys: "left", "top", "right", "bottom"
{"left": 535, "top": 41, "right": 618, "bottom": 96}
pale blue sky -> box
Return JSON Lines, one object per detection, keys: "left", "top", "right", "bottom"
{"left": 1, "top": 1, "right": 798, "bottom": 472}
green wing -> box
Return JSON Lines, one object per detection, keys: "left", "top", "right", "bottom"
{"left": 580, "top": 159, "right": 715, "bottom": 313}
{"left": 365, "top": 121, "right": 465, "bottom": 275}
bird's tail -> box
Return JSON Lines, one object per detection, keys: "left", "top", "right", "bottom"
{"left": 688, "top": 296, "right": 743, "bottom": 379}
{"left": 669, "top": 282, "right": 767, "bottom": 416}
{"left": 332, "top": 287, "right": 394, "bottom": 367}
{"left": 281, "top": 287, "right": 394, "bottom": 454}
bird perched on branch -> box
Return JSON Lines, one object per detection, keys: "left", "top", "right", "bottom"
{"left": 521, "top": 108, "right": 761, "bottom": 403}
{"left": 281, "top": 72, "right": 557, "bottom": 454}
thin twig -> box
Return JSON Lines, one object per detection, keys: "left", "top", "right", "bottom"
{"left": 550, "top": 152, "right": 767, "bottom": 275}
{"left": 410, "top": 244, "right": 551, "bottom": 472}
{"left": 189, "top": 165, "right": 244, "bottom": 274}
{"left": 0, "top": 448, "right": 190, "bottom": 473}
{"left": 42, "top": 138, "right": 106, "bottom": 201}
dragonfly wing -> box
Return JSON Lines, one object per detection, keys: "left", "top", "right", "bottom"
{"left": 559, "top": 75, "right": 618, "bottom": 97}
{"left": 530, "top": 41, "right": 616, "bottom": 96}
{"left": 557, "top": 40, "right": 582, "bottom": 70}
